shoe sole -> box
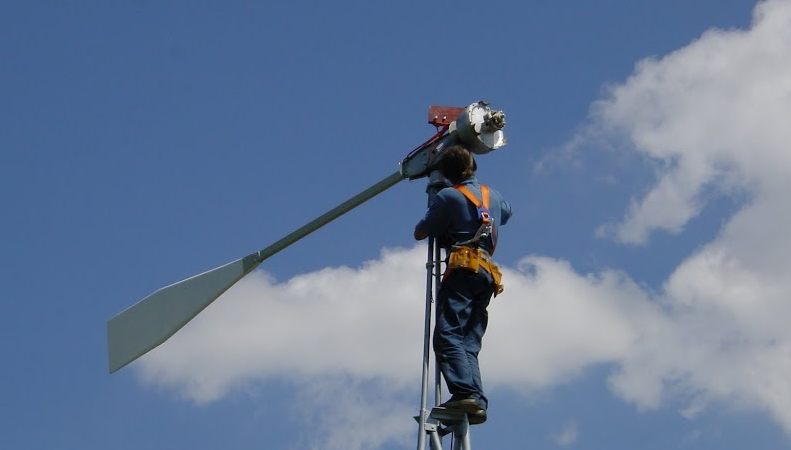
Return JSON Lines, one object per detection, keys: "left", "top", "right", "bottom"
{"left": 441, "top": 399, "right": 484, "bottom": 414}
{"left": 468, "top": 409, "right": 487, "bottom": 425}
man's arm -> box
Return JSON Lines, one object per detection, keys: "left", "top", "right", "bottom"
{"left": 414, "top": 194, "right": 448, "bottom": 241}
{"left": 500, "top": 198, "right": 513, "bottom": 226}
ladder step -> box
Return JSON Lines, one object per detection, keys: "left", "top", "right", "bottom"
{"left": 431, "top": 406, "right": 487, "bottom": 425}
{"left": 430, "top": 407, "right": 469, "bottom": 422}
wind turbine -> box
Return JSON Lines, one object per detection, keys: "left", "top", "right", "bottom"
{"left": 106, "top": 102, "right": 508, "bottom": 389}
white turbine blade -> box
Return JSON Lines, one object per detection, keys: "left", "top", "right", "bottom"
{"left": 106, "top": 171, "right": 406, "bottom": 375}
{"left": 107, "top": 253, "right": 260, "bottom": 374}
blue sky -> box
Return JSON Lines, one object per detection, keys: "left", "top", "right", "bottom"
{"left": 3, "top": 1, "right": 791, "bottom": 449}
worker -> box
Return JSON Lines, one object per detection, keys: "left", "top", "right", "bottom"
{"left": 414, "top": 144, "right": 512, "bottom": 425}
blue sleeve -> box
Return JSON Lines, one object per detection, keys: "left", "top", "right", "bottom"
{"left": 415, "top": 194, "right": 450, "bottom": 237}
{"left": 500, "top": 198, "right": 513, "bottom": 226}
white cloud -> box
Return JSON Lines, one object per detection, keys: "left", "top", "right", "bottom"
{"left": 139, "top": 247, "right": 429, "bottom": 449}
{"left": 551, "top": 420, "right": 579, "bottom": 447}
{"left": 139, "top": 246, "right": 655, "bottom": 449}
{"left": 593, "top": 0, "right": 791, "bottom": 244}
{"left": 294, "top": 378, "right": 415, "bottom": 450}
{"left": 485, "top": 257, "right": 659, "bottom": 392}
{"left": 136, "top": 1, "right": 791, "bottom": 448}
{"left": 589, "top": 0, "right": 791, "bottom": 433}
{"left": 139, "top": 246, "right": 428, "bottom": 404}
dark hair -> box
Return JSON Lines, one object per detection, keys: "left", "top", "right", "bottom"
{"left": 439, "top": 145, "right": 475, "bottom": 181}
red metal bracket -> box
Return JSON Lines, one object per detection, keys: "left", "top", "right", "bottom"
{"left": 428, "top": 105, "right": 465, "bottom": 128}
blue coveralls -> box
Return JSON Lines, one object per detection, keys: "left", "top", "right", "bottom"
{"left": 415, "top": 175, "right": 512, "bottom": 410}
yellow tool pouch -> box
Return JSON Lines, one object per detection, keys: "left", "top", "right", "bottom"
{"left": 447, "top": 247, "right": 505, "bottom": 296}
{"left": 447, "top": 246, "right": 481, "bottom": 272}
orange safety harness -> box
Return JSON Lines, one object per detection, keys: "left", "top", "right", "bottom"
{"left": 453, "top": 184, "right": 497, "bottom": 254}
{"left": 444, "top": 184, "right": 504, "bottom": 296}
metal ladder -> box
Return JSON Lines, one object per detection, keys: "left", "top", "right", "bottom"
{"left": 417, "top": 407, "right": 474, "bottom": 450}
{"left": 415, "top": 171, "right": 475, "bottom": 450}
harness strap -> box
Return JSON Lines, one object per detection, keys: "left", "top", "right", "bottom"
{"left": 441, "top": 186, "right": 504, "bottom": 295}
{"left": 455, "top": 185, "right": 490, "bottom": 218}
{"left": 454, "top": 185, "right": 497, "bottom": 253}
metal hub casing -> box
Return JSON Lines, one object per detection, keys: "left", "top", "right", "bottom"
{"left": 450, "top": 101, "right": 507, "bottom": 154}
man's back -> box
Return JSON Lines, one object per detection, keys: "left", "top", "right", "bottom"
{"left": 416, "top": 175, "right": 512, "bottom": 255}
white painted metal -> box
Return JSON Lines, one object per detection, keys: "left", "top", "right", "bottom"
{"left": 450, "top": 101, "right": 507, "bottom": 154}
{"left": 107, "top": 253, "right": 260, "bottom": 373}
{"left": 107, "top": 171, "right": 403, "bottom": 374}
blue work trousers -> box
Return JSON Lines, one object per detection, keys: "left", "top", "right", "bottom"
{"left": 434, "top": 268, "right": 495, "bottom": 410}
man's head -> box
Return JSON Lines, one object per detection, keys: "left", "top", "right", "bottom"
{"left": 439, "top": 145, "right": 476, "bottom": 183}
